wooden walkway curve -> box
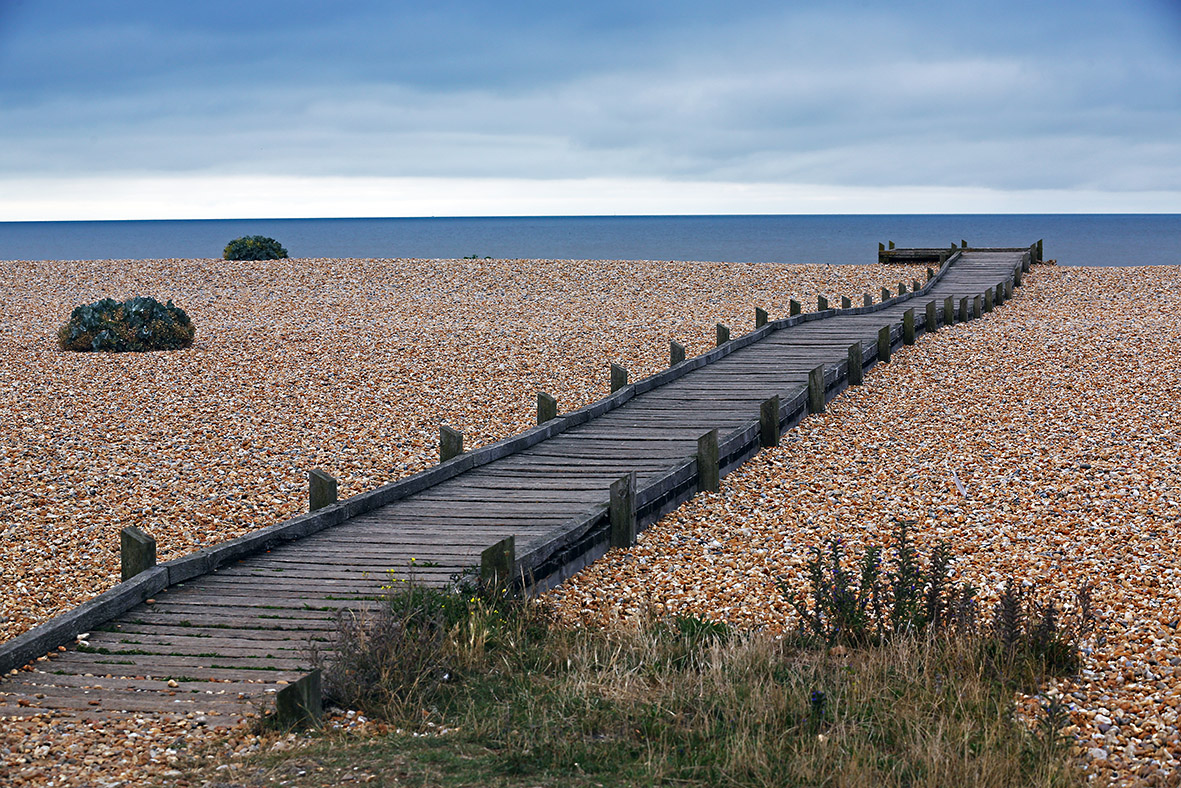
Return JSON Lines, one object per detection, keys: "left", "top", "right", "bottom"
{"left": 0, "top": 246, "right": 1037, "bottom": 725}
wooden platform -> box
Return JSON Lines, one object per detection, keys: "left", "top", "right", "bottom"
{"left": 0, "top": 248, "right": 1036, "bottom": 725}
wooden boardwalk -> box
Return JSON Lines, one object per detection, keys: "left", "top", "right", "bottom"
{"left": 0, "top": 247, "right": 1036, "bottom": 724}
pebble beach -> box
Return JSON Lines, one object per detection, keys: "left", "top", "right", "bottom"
{"left": 2, "top": 256, "right": 1179, "bottom": 786}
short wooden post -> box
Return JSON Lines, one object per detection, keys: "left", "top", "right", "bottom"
{"left": 120, "top": 526, "right": 156, "bottom": 582}
{"left": 308, "top": 469, "right": 337, "bottom": 512}
{"left": 610, "top": 362, "right": 628, "bottom": 392}
{"left": 943, "top": 296, "right": 954, "bottom": 326}
{"left": 755, "top": 306, "right": 768, "bottom": 328}
{"left": 1036, "top": 239, "right": 1043, "bottom": 263}
{"left": 927, "top": 267, "right": 935, "bottom": 281}
{"left": 961, "top": 239, "right": 968, "bottom": 248}
{"left": 877, "top": 325, "right": 891, "bottom": 363}
{"left": 808, "top": 365, "right": 826, "bottom": 414}
{"left": 275, "top": 669, "right": 322, "bottom": 728}
{"left": 481, "top": 536, "right": 515, "bottom": 589}
{"left": 983, "top": 288, "right": 994, "bottom": 313}
{"left": 817, "top": 295, "right": 828, "bottom": 311}
{"left": 789, "top": 299, "right": 802, "bottom": 316}
{"left": 1014, "top": 265, "right": 1023, "bottom": 286}
{"left": 925, "top": 300, "right": 938, "bottom": 334}
{"left": 610, "top": 473, "right": 637, "bottom": 548}
{"left": 994, "top": 282, "right": 1005, "bottom": 306}
{"left": 881, "top": 286, "right": 891, "bottom": 302}
{"left": 669, "top": 340, "right": 686, "bottom": 366}
{"left": 902, "top": 308, "right": 916, "bottom": 345}
{"left": 912, "top": 279, "right": 922, "bottom": 293}
{"left": 440, "top": 425, "right": 464, "bottom": 462}
{"left": 837, "top": 295, "right": 849, "bottom": 310}
{"left": 959, "top": 296, "right": 969, "bottom": 322}
{"left": 889, "top": 240, "right": 895, "bottom": 250}
{"left": 716, "top": 323, "right": 730, "bottom": 346}
{"left": 847, "top": 342, "right": 863, "bottom": 385}
{"left": 696, "top": 431, "right": 719, "bottom": 492}
{"left": 1005, "top": 280, "right": 1014, "bottom": 300}
{"left": 973, "top": 294, "right": 983, "bottom": 319}
{"left": 760, "top": 396, "right": 780, "bottom": 448}
{"left": 898, "top": 283, "right": 907, "bottom": 296}
{"left": 863, "top": 293, "right": 872, "bottom": 307}
{"left": 537, "top": 392, "right": 558, "bottom": 424}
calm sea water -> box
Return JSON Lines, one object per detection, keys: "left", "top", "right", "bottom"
{"left": 0, "top": 215, "right": 1177, "bottom": 267}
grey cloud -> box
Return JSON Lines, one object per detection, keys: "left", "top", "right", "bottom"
{"left": 1, "top": 1, "right": 1178, "bottom": 197}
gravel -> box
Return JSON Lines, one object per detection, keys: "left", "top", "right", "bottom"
{"left": 5, "top": 257, "right": 1176, "bottom": 786}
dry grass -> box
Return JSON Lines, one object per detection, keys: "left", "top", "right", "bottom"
{"left": 227, "top": 578, "right": 1087, "bottom": 788}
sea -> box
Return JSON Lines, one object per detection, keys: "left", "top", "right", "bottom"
{"left": 0, "top": 214, "right": 1177, "bottom": 267}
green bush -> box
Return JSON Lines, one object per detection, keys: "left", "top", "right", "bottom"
{"left": 58, "top": 296, "right": 195, "bottom": 353}
{"left": 223, "top": 235, "right": 288, "bottom": 260}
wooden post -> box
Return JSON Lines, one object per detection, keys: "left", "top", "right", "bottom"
{"left": 275, "top": 669, "right": 322, "bottom": 728}
{"left": 610, "top": 362, "right": 628, "bottom": 392}
{"left": 994, "top": 282, "right": 1005, "bottom": 306}
{"left": 760, "top": 396, "right": 780, "bottom": 448}
{"left": 696, "top": 431, "right": 719, "bottom": 492}
{"left": 925, "top": 300, "right": 938, "bottom": 334}
{"left": 912, "top": 279, "right": 922, "bottom": 293}
{"left": 716, "top": 323, "right": 730, "bottom": 346}
{"left": 847, "top": 342, "right": 863, "bottom": 385}
{"left": 308, "top": 469, "right": 337, "bottom": 512}
{"left": 881, "top": 286, "right": 891, "bottom": 302}
{"left": 120, "top": 526, "right": 156, "bottom": 582}
{"left": 863, "top": 293, "right": 872, "bottom": 307}
{"left": 440, "top": 425, "right": 464, "bottom": 462}
{"left": 808, "top": 365, "right": 826, "bottom": 414}
{"left": 898, "top": 283, "right": 907, "bottom": 296}
{"left": 959, "top": 296, "right": 969, "bottom": 323}
{"left": 943, "top": 296, "right": 955, "bottom": 326}
{"left": 537, "top": 392, "right": 558, "bottom": 424}
{"left": 670, "top": 340, "right": 686, "bottom": 366}
{"left": 789, "top": 299, "right": 802, "bottom": 316}
{"left": 817, "top": 295, "right": 828, "bottom": 311}
{"left": 610, "top": 473, "right": 637, "bottom": 548}
{"left": 877, "top": 325, "right": 891, "bottom": 363}
{"left": 973, "top": 294, "right": 983, "bottom": 319}
{"left": 983, "top": 288, "right": 994, "bottom": 313}
{"left": 481, "top": 536, "right": 515, "bottom": 589}
{"left": 1037, "top": 239, "right": 1043, "bottom": 263}
{"left": 902, "top": 308, "right": 916, "bottom": 345}
{"left": 889, "top": 240, "right": 895, "bottom": 250}
{"left": 927, "top": 267, "right": 935, "bottom": 281}
{"left": 755, "top": 306, "right": 768, "bottom": 328}
{"left": 1014, "top": 265, "right": 1023, "bottom": 286}
{"left": 841, "top": 295, "right": 851, "bottom": 309}
{"left": 1005, "top": 280, "right": 1014, "bottom": 300}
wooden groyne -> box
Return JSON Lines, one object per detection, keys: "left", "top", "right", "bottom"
{"left": 0, "top": 244, "right": 1041, "bottom": 725}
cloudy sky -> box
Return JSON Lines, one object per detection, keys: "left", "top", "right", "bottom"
{"left": 1, "top": 0, "right": 1179, "bottom": 219}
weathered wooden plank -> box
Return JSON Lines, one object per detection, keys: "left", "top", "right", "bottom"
{"left": 0, "top": 247, "right": 1032, "bottom": 723}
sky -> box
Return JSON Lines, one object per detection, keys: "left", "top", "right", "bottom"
{"left": 0, "top": 0, "right": 1179, "bottom": 219}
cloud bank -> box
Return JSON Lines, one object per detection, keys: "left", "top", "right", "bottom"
{"left": 1, "top": 0, "right": 1178, "bottom": 218}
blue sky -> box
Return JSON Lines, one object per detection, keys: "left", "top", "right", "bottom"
{"left": 1, "top": 0, "right": 1178, "bottom": 219}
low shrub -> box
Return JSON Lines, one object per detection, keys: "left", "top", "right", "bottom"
{"left": 785, "top": 521, "right": 1092, "bottom": 688}
{"left": 224, "top": 235, "right": 288, "bottom": 260}
{"left": 57, "top": 296, "right": 195, "bottom": 353}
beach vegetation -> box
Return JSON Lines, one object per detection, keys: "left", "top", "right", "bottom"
{"left": 200, "top": 538, "right": 1089, "bottom": 787}
{"left": 224, "top": 235, "right": 288, "bottom": 260}
{"left": 57, "top": 296, "right": 195, "bottom": 353}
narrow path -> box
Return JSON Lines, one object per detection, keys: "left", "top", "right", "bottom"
{"left": 0, "top": 248, "right": 1033, "bottom": 725}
